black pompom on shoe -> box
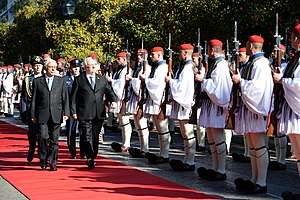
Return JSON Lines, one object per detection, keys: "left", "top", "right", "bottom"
{"left": 145, "top": 152, "right": 158, "bottom": 163}
{"left": 169, "top": 159, "right": 184, "bottom": 171}
{"left": 253, "top": 184, "right": 267, "bottom": 194}
{"left": 128, "top": 148, "right": 145, "bottom": 158}
{"left": 197, "top": 167, "right": 210, "bottom": 179}
{"left": 111, "top": 142, "right": 122, "bottom": 152}
{"left": 234, "top": 178, "right": 245, "bottom": 191}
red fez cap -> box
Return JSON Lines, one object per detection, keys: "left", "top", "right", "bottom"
{"left": 68, "top": 58, "right": 75, "bottom": 62}
{"left": 138, "top": 48, "right": 148, "bottom": 55}
{"left": 89, "top": 53, "right": 98, "bottom": 59}
{"left": 209, "top": 39, "right": 223, "bottom": 48}
{"left": 43, "top": 54, "right": 51, "bottom": 58}
{"left": 117, "top": 52, "right": 126, "bottom": 57}
{"left": 24, "top": 63, "right": 30, "bottom": 67}
{"left": 179, "top": 44, "right": 194, "bottom": 51}
{"left": 7, "top": 65, "right": 13, "bottom": 68}
{"left": 239, "top": 47, "right": 246, "bottom": 53}
{"left": 292, "top": 24, "right": 300, "bottom": 36}
{"left": 280, "top": 44, "right": 286, "bottom": 52}
{"left": 57, "top": 58, "right": 65, "bottom": 63}
{"left": 152, "top": 47, "right": 164, "bottom": 53}
{"left": 192, "top": 52, "right": 200, "bottom": 57}
{"left": 248, "top": 35, "right": 264, "bottom": 44}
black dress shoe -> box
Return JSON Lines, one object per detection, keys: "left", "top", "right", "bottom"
{"left": 209, "top": 172, "right": 227, "bottom": 181}
{"left": 41, "top": 165, "right": 47, "bottom": 170}
{"left": 27, "top": 153, "right": 34, "bottom": 162}
{"left": 253, "top": 184, "right": 267, "bottom": 194}
{"left": 70, "top": 155, "right": 76, "bottom": 159}
{"left": 129, "top": 148, "right": 145, "bottom": 158}
{"left": 50, "top": 166, "right": 57, "bottom": 171}
{"left": 197, "top": 167, "right": 209, "bottom": 179}
{"left": 80, "top": 155, "right": 87, "bottom": 159}
{"left": 111, "top": 142, "right": 122, "bottom": 152}
{"left": 234, "top": 178, "right": 255, "bottom": 193}
{"left": 86, "top": 159, "right": 96, "bottom": 169}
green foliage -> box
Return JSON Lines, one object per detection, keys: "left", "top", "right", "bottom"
{"left": 0, "top": 0, "right": 300, "bottom": 65}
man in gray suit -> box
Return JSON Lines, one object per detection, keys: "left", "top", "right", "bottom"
{"left": 31, "top": 59, "right": 70, "bottom": 171}
{"left": 70, "top": 57, "right": 117, "bottom": 169}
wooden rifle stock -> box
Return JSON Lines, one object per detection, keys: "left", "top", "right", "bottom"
{"left": 136, "top": 60, "right": 147, "bottom": 119}
{"left": 225, "top": 55, "right": 240, "bottom": 130}
{"left": 266, "top": 49, "right": 282, "bottom": 136}
{"left": 158, "top": 59, "right": 172, "bottom": 120}
{"left": 189, "top": 57, "right": 202, "bottom": 124}
{"left": 123, "top": 59, "right": 131, "bottom": 102}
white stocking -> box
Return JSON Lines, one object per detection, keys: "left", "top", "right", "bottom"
{"left": 153, "top": 116, "right": 170, "bottom": 158}
{"left": 117, "top": 114, "right": 132, "bottom": 148}
{"left": 278, "top": 135, "right": 287, "bottom": 164}
{"left": 213, "top": 128, "right": 226, "bottom": 174}
{"left": 243, "top": 135, "right": 250, "bottom": 157}
{"left": 134, "top": 115, "right": 149, "bottom": 153}
{"left": 224, "top": 129, "right": 232, "bottom": 154}
{"left": 207, "top": 128, "right": 217, "bottom": 171}
{"left": 251, "top": 133, "right": 269, "bottom": 187}
{"left": 179, "top": 121, "right": 195, "bottom": 165}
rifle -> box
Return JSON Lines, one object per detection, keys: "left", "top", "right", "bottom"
{"left": 105, "top": 44, "right": 113, "bottom": 77}
{"left": 189, "top": 28, "right": 202, "bottom": 124}
{"left": 266, "top": 13, "right": 282, "bottom": 136}
{"left": 136, "top": 38, "right": 147, "bottom": 119}
{"left": 204, "top": 40, "right": 208, "bottom": 72}
{"left": 158, "top": 33, "right": 172, "bottom": 120}
{"left": 123, "top": 39, "right": 131, "bottom": 102}
{"left": 225, "top": 21, "right": 240, "bottom": 130}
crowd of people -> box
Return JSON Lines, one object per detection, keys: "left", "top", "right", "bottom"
{"left": 1, "top": 25, "right": 300, "bottom": 197}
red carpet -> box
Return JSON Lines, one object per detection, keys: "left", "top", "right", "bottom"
{"left": 0, "top": 120, "right": 216, "bottom": 200}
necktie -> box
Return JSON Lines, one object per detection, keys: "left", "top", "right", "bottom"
{"left": 90, "top": 76, "right": 95, "bottom": 89}
{"left": 47, "top": 77, "right": 52, "bottom": 91}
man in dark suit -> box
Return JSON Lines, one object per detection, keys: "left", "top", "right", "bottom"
{"left": 70, "top": 57, "right": 117, "bottom": 169}
{"left": 64, "top": 58, "right": 85, "bottom": 159}
{"left": 31, "top": 59, "right": 70, "bottom": 171}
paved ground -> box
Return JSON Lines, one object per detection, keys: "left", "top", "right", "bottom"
{"left": 1, "top": 114, "right": 299, "bottom": 200}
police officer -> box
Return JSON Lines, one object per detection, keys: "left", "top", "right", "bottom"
{"left": 21, "top": 56, "right": 44, "bottom": 162}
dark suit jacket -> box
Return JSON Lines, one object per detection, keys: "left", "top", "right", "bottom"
{"left": 70, "top": 72, "right": 116, "bottom": 121}
{"left": 64, "top": 73, "right": 74, "bottom": 94}
{"left": 31, "top": 75, "right": 70, "bottom": 124}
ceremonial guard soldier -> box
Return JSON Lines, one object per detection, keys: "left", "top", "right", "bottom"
{"left": 192, "top": 52, "right": 206, "bottom": 152}
{"left": 274, "top": 25, "right": 300, "bottom": 178}
{"left": 21, "top": 56, "right": 44, "bottom": 162}
{"left": 268, "top": 44, "right": 288, "bottom": 170}
{"left": 140, "top": 46, "right": 171, "bottom": 164}
{"left": 166, "top": 44, "right": 196, "bottom": 171}
{"left": 0, "top": 66, "right": 8, "bottom": 115}
{"left": 2, "top": 65, "right": 14, "bottom": 117}
{"left": 233, "top": 35, "right": 273, "bottom": 193}
{"left": 126, "top": 48, "right": 151, "bottom": 158}
{"left": 231, "top": 47, "right": 251, "bottom": 163}
{"left": 107, "top": 52, "right": 133, "bottom": 152}
{"left": 195, "top": 39, "right": 232, "bottom": 180}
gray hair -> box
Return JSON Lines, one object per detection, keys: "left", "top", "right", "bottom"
{"left": 44, "top": 59, "right": 57, "bottom": 68}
